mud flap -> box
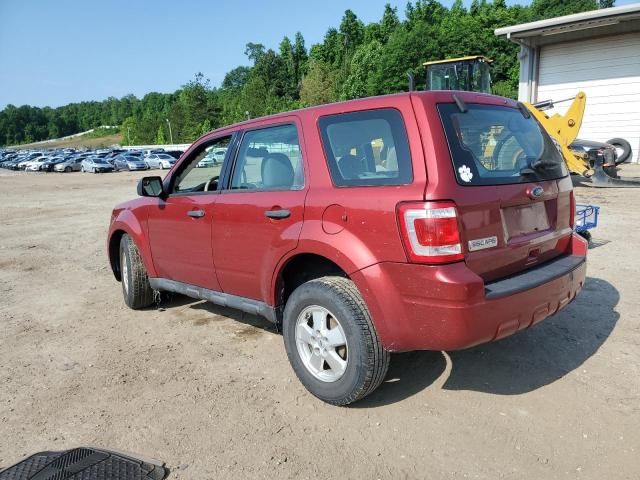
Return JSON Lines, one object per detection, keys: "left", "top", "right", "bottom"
{"left": 0, "top": 447, "right": 168, "bottom": 480}
{"left": 590, "top": 156, "right": 640, "bottom": 188}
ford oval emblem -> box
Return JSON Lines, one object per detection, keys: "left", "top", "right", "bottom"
{"left": 529, "top": 186, "right": 544, "bottom": 199}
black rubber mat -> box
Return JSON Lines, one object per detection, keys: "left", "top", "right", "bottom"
{"left": 0, "top": 448, "right": 168, "bottom": 480}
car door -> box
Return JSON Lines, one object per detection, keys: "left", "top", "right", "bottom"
{"left": 146, "top": 134, "right": 233, "bottom": 291}
{"left": 212, "top": 120, "right": 307, "bottom": 301}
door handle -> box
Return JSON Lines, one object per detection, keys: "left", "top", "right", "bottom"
{"left": 187, "top": 209, "right": 206, "bottom": 218}
{"left": 264, "top": 209, "right": 291, "bottom": 219}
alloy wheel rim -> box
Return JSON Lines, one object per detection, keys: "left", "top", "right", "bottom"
{"left": 122, "top": 255, "right": 129, "bottom": 293}
{"left": 295, "top": 305, "right": 348, "bottom": 383}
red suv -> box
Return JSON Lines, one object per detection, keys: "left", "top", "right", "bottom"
{"left": 108, "top": 91, "right": 587, "bottom": 405}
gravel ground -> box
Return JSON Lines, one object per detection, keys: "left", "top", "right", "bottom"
{"left": 1, "top": 165, "right": 639, "bottom": 479}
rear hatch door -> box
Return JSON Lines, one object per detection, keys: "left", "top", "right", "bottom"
{"left": 423, "top": 95, "right": 574, "bottom": 282}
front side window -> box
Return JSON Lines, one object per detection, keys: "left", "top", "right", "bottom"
{"left": 319, "top": 109, "right": 412, "bottom": 187}
{"left": 438, "top": 103, "right": 567, "bottom": 185}
{"left": 230, "top": 124, "right": 303, "bottom": 191}
{"left": 173, "top": 136, "right": 231, "bottom": 193}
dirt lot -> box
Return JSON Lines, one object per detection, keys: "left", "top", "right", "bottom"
{"left": 1, "top": 166, "right": 639, "bottom": 479}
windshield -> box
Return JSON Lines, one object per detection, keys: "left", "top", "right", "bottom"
{"left": 438, "top": 103, "right": 567, "bottom": 186}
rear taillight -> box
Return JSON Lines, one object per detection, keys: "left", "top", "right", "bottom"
{"left": 397, "top": 201, "right": 464, "bottom": 264}
{"left": 569, "top": 191, "right": 576, "bottom": 228}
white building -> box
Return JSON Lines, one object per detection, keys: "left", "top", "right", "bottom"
{"left": 495, "top": 4, "right": 640, "bottom": 162}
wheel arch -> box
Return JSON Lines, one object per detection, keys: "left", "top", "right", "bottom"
{"left": 108, "top": 214, "right": 156, "bottom": 281}
{"left": 271, "top": 252, "right": 350, "bottom": 311}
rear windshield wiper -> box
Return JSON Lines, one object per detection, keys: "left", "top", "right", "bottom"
{"left": 520, "top": 156, "right": 557, "bottom": 176}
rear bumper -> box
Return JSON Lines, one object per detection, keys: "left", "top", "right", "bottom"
{"left": 352, "top": 234, "right": 587, "bottom": 352}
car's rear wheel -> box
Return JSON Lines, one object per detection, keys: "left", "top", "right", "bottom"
{"left": 283, "top": 276, "right": 389, "bottom": 406}
{"left": 119, "top": 234, "right": 155, "bottom": 309}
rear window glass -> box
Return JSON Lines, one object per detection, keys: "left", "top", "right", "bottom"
{"left": 438, "top": 103, "right": 567, "bottom": 186}
{"left": 319, "top": 109, "right": 412, "bottom": 187}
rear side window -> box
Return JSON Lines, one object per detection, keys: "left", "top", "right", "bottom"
{"left": 319, "top": 109, "right": 412, "bottom": 187}
{"left": 438, "top": 103, "right": 567, "bottom": 186}
{"left": 231, "top": 124, "right": 303, "bottom": 190}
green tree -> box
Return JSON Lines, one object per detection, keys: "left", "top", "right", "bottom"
{"left": 293, "top": 32, "right": 308, "bottom": 86}
{"left": 240, "top": 76, "right": 268, "bottom": 118}
{"left": 342, "top": 40, "right": 384, "bottom": 99}
{"left": 300, "top": 61, "right": 337, "bottom": 106}
{"left": 245, "top": 42, "right": 266, "bottom": 64}
{"left": 121, "top": 116, "right": 138, "bottom": 145}
{"left": 156, "top": 125, "right": 167, "bottom": 144}
{"left": 222, "top": 66, "right": 250, "bottom": 90}
{"left": 531, "top": 0, "right": 599, "bottom": 20}
{"left": 380, "top": 3, "right": 400, "bottom": 43}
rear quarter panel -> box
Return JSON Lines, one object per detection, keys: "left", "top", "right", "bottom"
{"left": 293, "top": 95, "right": 428, "bottom": 272}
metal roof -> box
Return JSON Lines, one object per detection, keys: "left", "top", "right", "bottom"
{"left": 423, "top": 55, "right": 492, "bottom": 66}
{"left": 495, "top": 3, "right": 640, "bottom": 41}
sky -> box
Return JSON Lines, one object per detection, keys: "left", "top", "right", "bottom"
{"left": 0, "top": 0, "right": 636, "bottom": 109}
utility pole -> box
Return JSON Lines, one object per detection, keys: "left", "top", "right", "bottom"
{"left": 245, "top": 111, "right": 250, "bottom": 120}
{"left": 165, "top": 118, "right": 173, "bottom": 144}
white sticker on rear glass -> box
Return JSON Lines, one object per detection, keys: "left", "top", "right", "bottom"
{"left": 468, "top": 236, "right": 498, "bottom": 252}
{"left": 458, "top": 165, "right": 473, "bottom": 182}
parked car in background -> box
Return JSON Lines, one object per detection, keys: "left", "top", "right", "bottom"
{"left": 40, "top": 156, "right": 67, "bottom": 172}
{"left": 145, "top": 153, "right": 176, "bottom": 169}
{"left": 81, "top": 157, "right": 114, "bottom": 173}
{"left": 55, "top": 156, "right": 84, "bottom": 172}
{"left": 18, "top": 154, "right": 43, "bottom": 170}
{"left": 210, "top": 147, "right": 227, "bottom": 163}
{"left": 143, "top": 148, "right": 165, "bottom": 157}
{"left": 113, "top": 154, "right": 149, "bottom": 171}
{"left": 26, "top": 156, "right": 52, "bottom": 171}
{"left": 104, "top": 149, "right": 127, "bottom": 161}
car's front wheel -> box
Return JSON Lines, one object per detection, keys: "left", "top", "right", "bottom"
{"left": 283, "top": 276, "right": 390, "bottom": 406}
{"left": 119, "top": 234, "right": 155, "bottom": 309}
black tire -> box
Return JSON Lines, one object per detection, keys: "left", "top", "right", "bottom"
{"left": 607, "top": 137, "right": 632, "bottom": 165}
{"left": 64, "top": 166, "right": 71, "bottom": 173}
{"left": 283, "top": 276, "right": 390, "bottom": 406}
{"left": 578, "top": 230, "right": 592, "bottom": 247}
{"left": 119, "top": 234, "right": 155, "bottom": 309}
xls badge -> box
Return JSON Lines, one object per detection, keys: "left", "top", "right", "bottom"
{"left": 468, "top": 235, "right": 498, "bottom": 252}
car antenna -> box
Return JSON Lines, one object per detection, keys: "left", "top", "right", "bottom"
{"left": 452, "top": 94, "right": 467, "bottom": 113}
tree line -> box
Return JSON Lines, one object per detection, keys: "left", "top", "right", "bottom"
{"left": 0, "top": 0, "right": 613, "bottom": 147}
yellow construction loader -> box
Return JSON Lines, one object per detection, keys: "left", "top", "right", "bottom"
{"left": 422, "top": 56, "right": 640, "bottom": 187}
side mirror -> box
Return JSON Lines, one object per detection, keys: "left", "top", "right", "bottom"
{"left": 137, "top": 176, "right": 164, "bottom": 197}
